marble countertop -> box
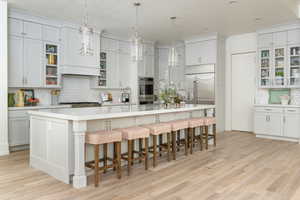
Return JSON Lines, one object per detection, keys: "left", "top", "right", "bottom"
{"left": 8, "top": 105, "right": 72, "bottom": 111}
{"left": 254, "top": 104, "right": 300, "bottom": 108}
{"left": 28, "top": 104, "right": 216, "bottom": 121}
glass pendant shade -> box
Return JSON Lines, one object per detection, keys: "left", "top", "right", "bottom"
{"left": 131, "top": 31, "right": 143, "bottom": 61}
{"left": 79, "top": 0, "right": 94, "bottom": 56}
{"left": 168, "top": 46, "right": 179, "bottom": 67}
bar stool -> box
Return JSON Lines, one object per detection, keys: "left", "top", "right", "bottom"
{"left": 188, "top": 118, "right": 205, "bottom": 154}
{"left": 169, "top": 120, "right": 189, "bottom": 160}
{"left": 85, "top": 130, "right": 122, "bottom": 187}
{"left": 202, "top": 117, "right": 217, "bottom": 150}
{"left": 118, "top": 127, "right": 150, "bottom": 175}
{"left": 142, "top": 123, "right": 172, "bottom": 167}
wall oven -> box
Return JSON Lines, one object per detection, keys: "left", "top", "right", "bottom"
{"left": 139, "top": 77, "right": 154, "bottom": 104}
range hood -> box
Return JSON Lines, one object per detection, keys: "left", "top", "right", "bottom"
{"left": 60, "top": 65, "right": 100, "bottom": 76}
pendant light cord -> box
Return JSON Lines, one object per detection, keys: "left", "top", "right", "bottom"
{"left": 84, "top": 0, "right": 88, "bottom": 26}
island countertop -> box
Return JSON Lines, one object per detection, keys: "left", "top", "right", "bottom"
{"left": 28, "top": 104, "right": 215, "bottom": 121}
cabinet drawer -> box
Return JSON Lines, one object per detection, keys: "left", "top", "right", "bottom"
{"left": 285, "top": 108, "right": 300, "bottom": 114}
{"left": 9, "top": 111, "right": 29, "bottom": 118}
{"left": 254, "top": 107, "right": 283, "bottom": 113}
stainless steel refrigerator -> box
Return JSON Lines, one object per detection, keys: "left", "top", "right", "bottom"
{"left": 185, "top": 65, "right": 215, "bottom": 105}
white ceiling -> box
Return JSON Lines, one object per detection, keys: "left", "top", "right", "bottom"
{"left": 8, "top": 0, "right": 300, "bottom": 44}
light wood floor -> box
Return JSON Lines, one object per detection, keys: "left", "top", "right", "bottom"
{"left": 1, "top": 132, "right": 300, "bottom": 200}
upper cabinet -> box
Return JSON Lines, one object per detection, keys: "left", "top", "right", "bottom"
{"left": 23, "top": 21, "right": 42, "bottom": 40}
{"left": 185, "top": 39, "right": 217, "bottom": 66}
{"left": 43, "top": 25, "right": 60, "bottom": 43}
{"left": 257, "top": 27, "right": 300, "bottom": 88}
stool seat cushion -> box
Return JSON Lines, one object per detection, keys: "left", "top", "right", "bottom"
{"left": 203, "top": 117, "right": 216, "bottom": 125}
{"left": 188, "top": 118, "right": 205, "bottom": 128}
{"left": 142, "top": 123, "right": 172, "bottom": 135}
{"left": 117, "top": 127, "right": 150, "bottom": 140}
{"left": 86, "top": 130, "right": 122, "bottom": 145}
{"left": 170, "top": 120, "right": 189, "bottom": 131}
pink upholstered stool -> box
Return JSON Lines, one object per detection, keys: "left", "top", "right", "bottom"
{"left": 85, "top": 130, "right": 122, "bottom": 187}
{"left": 143, "top": 123, "right": 172, "bottom": 167}
{"left": 169, "top": 119, "right": 189, "bottom": 160}
{"left": 117, "top": 126, "right": 150, "bottom": 175}
{"left": 202, "top": 117, "right": 217, "bottom": 150}
{"left": 188, "top": 118, "right": 205, "bottom": 153}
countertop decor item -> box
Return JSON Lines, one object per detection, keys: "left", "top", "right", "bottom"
{"left": 279, "top": 95, "right": 290, "bottom": 105}
{"left": 15, "top": 90, "right": 25, "bottom": 107}
{"left": 8, "top": 93, "right": 15, "bottom": 107}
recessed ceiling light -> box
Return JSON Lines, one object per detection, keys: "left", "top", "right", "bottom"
{"left": 228, "top": 0, "right": 238, "bottom": 5}
{"left": 255, "top": 18, "right": 262, "bottom": 22}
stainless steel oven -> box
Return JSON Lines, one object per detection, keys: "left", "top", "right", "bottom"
{"left": 139, "top": 77, "right": 154, "bottom": 104}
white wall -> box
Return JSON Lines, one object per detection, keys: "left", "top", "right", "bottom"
{"left": 225, "top": 33, "right": 257, "bottom": 131}
{"left": 0, "top": 0, "right": 9, "bottom": 156}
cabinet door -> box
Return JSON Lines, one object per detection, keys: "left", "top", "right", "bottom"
{"left": 288, "top": 29, "right": 300, "bottom": 45}
{"left": 101, "top": 37, "right": 119, "bottom": 52}
{"left": 43, "top": 25, "right": 60, "bottom": 43}
{"left": 273, "top": 47, "right": 286, "bottom": 87}
{"left": 185, "top": 40, "right": 216, "bottom": 66}
{"left": 258, "top": 48, "right": 272, "bottom": 87}
{"left": 284, "top": 114, "right": 300, "bottom": 138}
{"left": 158, "top": 48, "right": 169, "bottom": 81}
{"left": 144, "top": 43, "right": 155, "bottom": 56}
{"left": 119, "top": 41, "right": 131, "bottom": 54}
{"left": 8, "top": 117, "right": 30, "bottom": 146}
{"left": 8, "top": 36, "right": 24, "bottom": 87}
{"left": 273, "top": 31, "right": 287, "bottom": 46}
{"left": 145, "top": 55, "right": 155, "bottom": 77}
{"left": 138, "top": 59, "right": 145, "bottom": 77}
{"left": 254, "top": 112, "right": 269, "bottom": 135}
{"left": 258, "top": 33, "right": 273, "bottom": 48}
{"left": 106, "top": 51, "right": 119, "bottom": 88}
{"left": 287, "top": 45, "right": 300, "bottom": 87}
{"left": 23, "top": 21, "right": 42, "bottom": 40}
{"left": 8, "top": 18, "right": 23, "bottom": 37}
{"left": 269, "top": 113, "right": 283, "bottom": 136}
{"left": 118, "top": 53, "right": 130, "bottom": 88}
{"left": 23, "top": 38, "right": 43, "bottom": 87}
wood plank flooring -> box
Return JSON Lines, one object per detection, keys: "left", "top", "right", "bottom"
{"left": 1, "top": 132, "right": 300, "bottom": 200}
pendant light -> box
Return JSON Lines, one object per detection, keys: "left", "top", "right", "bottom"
{"left": 79, "top": 0, "right": 94, "bottom": 56}
{"left": 168, "top": 17, "right": 179, "bottom": 67}
{"left": 131, "top": 2, "right": 143, "bottom": 62}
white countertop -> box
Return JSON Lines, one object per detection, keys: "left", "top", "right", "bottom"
{"left": 28, "top": 104, "right": 215, "bottom": 121}
{"left": 8, "top": 105, "right": 72, "bottom": 111}
{"left": 254, "top": 104, "right": 300, "bottom": 108}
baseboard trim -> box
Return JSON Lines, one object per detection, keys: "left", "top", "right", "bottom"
{"left": 0, "top": 144, "right": 9, "bottom": 156}
{"left": 256, "top": 134, "right": 299, "bottom": 143}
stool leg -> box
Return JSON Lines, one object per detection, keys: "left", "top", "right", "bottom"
{"left": 205, "top": 126, "right": 209, "bottom": 150}
{"left": 139, "top": 138, "right": 143, "bottom": 163}
{"left": 113, "top": 143, "right": 117, "bottom": 171}
{"left": 153, "top": 135, "right": 157, "bottom": 167}
{"left": 132, "top": 140, "right": 135, "bottom": 165}
{"left": 94, "top": 144, "right": 100, "bottom": 187}
{"left": 184, "top": 129, "right": 188, "bottom": 156}
{"left": 159, "top": 135, "right": 163, "bottom": 157}
{"left": 144, "top": 138, "right": 149, "bottom": 170}
{"left": 190, "top": 128, "right": 194, "bottom": 155}
{"left": 103, "top": 143, "right": 108, "bottom": 173}
{"left": 172, "top": 131, "right": 176, "bottom": 160}
{"left": 127, "top": 140, "right": 132, "bottom": 176}
{"left": 167, "top": 132, "right": 171, "bottom": 161}
{"left": 176, "top": 131, "right": 180, "bottom": 152}
{"left": 213, "top": 124, "right": 217, "bottom": 147}
{"left": 116, "top": 142, "right": 122, "bottom": 179}
{"left": 200, "top": 127, "right": 203, "bottom": 151}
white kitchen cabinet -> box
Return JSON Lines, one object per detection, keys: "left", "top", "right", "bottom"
{"left": 258, "top": 33, "right": 273, "bottom": 48}
{"left": 8, "top": 36, "right": 24, "bottom": 87}
{"left": 23, "top": 21, "right": 42, "bottom": 40}
{"left": 119, "top": 40, "right": 131, "bottom": 54}
{"left": 23, "top": 38, "right": 43, "bottom": 87}
{"left": 106, "top": 51, "right": 119, "bottom": 88}
{"left": 8, "top": 117, "right": 30, "bottom": 146}
{"left": 101, "top": 37, "right": 119, "bottom": 52}
{"left": 185, "top": 40, "right": 216, "bottom": 66}
{"left": 144, "top": 43, "right": 155, "bottom": 56}
{"left": 273, "top": 31, "right": 287, "bottom": 46}
{"left": 254, "top": 106, "right": 300, "bottom": 141}
{"left": 144, "top": 55, "right": 155, "bottom": 77}
{"left": 158, "top": 48, "right": 169, "bottom": 81}
{"left": 287, "top": 29, "right": 300, "bottom": 45}
{"left": 43, "top": 25, "right": 60, "bottom": 43}
{"left": 8, "top": 18, "right": 23, "bottom": 37}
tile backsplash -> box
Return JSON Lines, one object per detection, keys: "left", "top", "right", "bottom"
{"left": 256, "top": 89, "right": 300, "bottom": 105}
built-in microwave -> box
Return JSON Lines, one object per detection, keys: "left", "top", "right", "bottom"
{"left": 139, "top": 77, "right": 154, "bottom": 104}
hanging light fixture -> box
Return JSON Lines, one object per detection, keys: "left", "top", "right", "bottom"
{"left": 131, "top": 2, "right": 143, "bottom": 62}
{"left": 79, "top": 0, "right": 94, "bottom": 56}
{"left": 168, "top": 17, "right": 179, "bottom": 67}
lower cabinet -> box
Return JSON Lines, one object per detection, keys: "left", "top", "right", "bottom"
{"left": 8, "top": 111, "right": 30, "bottom": 146}
{"left": 254, "top": 106, "right": 300, "bottom": 140}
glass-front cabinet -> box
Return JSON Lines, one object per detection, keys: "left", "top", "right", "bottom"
{"left": 45, "top": 43, "right": 59, "bottom": 87}
{"left": 273, "top": 47, "right": 286, "bottom": 87}
{"left": 98, "top": 52, "right": 107, "bottom": 87}
{"left": 259, "top": 49, "right": 271, "bottom": 87}
{"left": 288, "top": 45, "right": 300, "bottom": 87}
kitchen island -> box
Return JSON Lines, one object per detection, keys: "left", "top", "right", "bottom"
{"left": 28, "top": 104, "right": 215, "bottom": 188}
